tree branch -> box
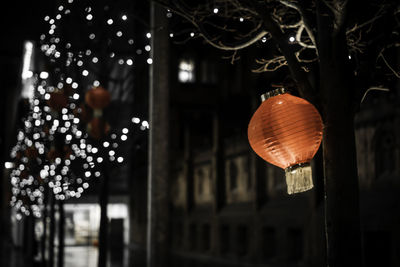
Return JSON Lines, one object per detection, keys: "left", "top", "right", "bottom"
{"left": 251, "top": 0, "right": 317, "bottom": 103}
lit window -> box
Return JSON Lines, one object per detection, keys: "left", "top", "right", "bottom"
{"left": 178, "top": 59, "right": 195, "bottom": 83}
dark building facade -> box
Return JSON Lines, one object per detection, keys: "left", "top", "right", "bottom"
{"left": 129, "top": 21, "right": 400, "bottom": 267}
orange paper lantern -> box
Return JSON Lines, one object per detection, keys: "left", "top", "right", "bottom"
{"left": 248, "top": 88, "right": 323, "bottom": 194}
{"left": 87, "top": 117, "right": 110, "bottom": 140}
{"left": 85, "top": 86, "right": 111, "bottom": 111}
{"left": 47, "top": 91, "right": 68, "bottom": 112}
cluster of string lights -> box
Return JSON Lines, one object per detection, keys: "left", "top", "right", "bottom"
{"left": 9, "top": 0, "right": 151, "bottom": 218}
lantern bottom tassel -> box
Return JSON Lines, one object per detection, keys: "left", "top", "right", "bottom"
{"left": 285, "top": 163, "right": 313, "bottom": 194}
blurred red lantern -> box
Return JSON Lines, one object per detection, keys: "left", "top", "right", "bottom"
{"left": 47, "top": 147, "right": 61, "bottom": 162}
{"left": 63, "top": 84, "right": 74, "bottom": 96}
{"left": 248, "top": 88, "right": 323, "bottom": 194}
{"left": 87, "top": 117, "right": 110, "bottom": 140}
{"left": 47, "top": 91, "right": 68, "bottom": 112}
{"left": 63, "top": 145, "right": 73, "bottom": 159}
{"left": 24, "top": 146, "right": 38, "bottom": 159}
{"left": 73, "top": 103, "right": 92, "bottom": 123}
{"left": 85, "top": 86, "right": 111, "bottom": 112}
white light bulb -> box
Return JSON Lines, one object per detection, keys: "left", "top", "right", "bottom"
{"left": 40, "top": 72, "right": 49, "bottom": 79}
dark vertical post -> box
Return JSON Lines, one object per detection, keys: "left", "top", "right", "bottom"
{"left": 57, "top": 200, "right": 65, "bottom": 267}
{"left": 98, "top": 163, "right": 110, "bottom": 267}
{"left": 211, "top": 112, "right": 225, "bottom": 255}
{"left": 42, "top": 189, "right": 49, "bottom": 267}
{"left": 49, "top": 193, "right": 56, "bottom": 267}
{"left": 183, "top": 124, "right": 193, "bottom": 213}
{"left": 212, "top": 112, "right": 225, "bottom": 212}
{"left": 146, "top": 2, "right": 170, "bottom": 267}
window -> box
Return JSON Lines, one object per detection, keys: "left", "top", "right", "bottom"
{"left": 201, "top": 224, "right": 211, "bottom": 251}
{"left": 200, "top": 59, "right": 218, "bottom": 84}
{"left": 364, "top": 230, "right": 392, "bottom": 267}
{"left": 173, "top": 222, "right": 183, "bottom": 247}
{"left": 229, "top": 160, "right": 238, "bottom": 190}
{"left": 236, "top": 225, "right": 248, "bottom": 256}
{"left": 220, "top": 224, "right": 230, "bottom": 254}
{"left": 287, "top": 228, "right": 303, "bottom": 261}
{"left": 197, "top": 169, "right": 204, "bottom": 195}
{"left": 178, "top": 59, "right": 195, "bottom": 83}
{"left": 262, "top": 227, "right": 276, "bottom": 259}
{"left": 375, "top": 131, "right": 395, "bottom": 177}
{"left": 189, "top": 223, "right": 197, "bottom": 250}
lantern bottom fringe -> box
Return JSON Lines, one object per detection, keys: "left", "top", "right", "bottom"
{"left": 285, "top": 164, "right": 313, "bottom": 194}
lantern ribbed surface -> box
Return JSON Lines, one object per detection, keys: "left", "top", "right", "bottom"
{"left": 248, "top": 93, "right": 323, "bottom": 170}
{"left": 248, "top": 92, "right": 323, "bottom": 194}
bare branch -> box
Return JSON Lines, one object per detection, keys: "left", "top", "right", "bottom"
{"left": 346, "top": 6, "right": 385, "bottom": 35}
{"left": 278, "top": 0, "right": 317, "bottom": 49}
{"left": 361, "top": 86, "right": 390, "bottom": 103}
{"left": 253, "top": 56, "right": 288, "bottom": 72}
{"left": 296, "top": 24, "right": 316, "bottom": 49}
{"left": 378, "top": 51, "right": 400, "bottom": 79}
{"left": 222, "top": 50, "right": 241, "bottom": 64}
{"left": 155, "top": 0, "right": 268, "bottom": 51}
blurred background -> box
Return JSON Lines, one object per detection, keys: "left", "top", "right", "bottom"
{"left": 0, "top": 1, "right": 400, "bottom": 267}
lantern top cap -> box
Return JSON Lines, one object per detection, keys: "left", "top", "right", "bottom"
{"left": 261, "top": 87, "right": 287, "bottom": 102}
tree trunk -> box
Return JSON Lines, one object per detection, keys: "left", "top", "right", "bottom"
{"left": 98, "top": 164, "right": 110, "bottom": 267}
{"left": 146, "top": 2, "right": 170, "bottom": 267}
{"left": 323, "top": 112, "right": 362, "bottom": 267}
{"left": 57, "top": 200, "right": 65, "bottom": 267}
{"left": 320, "top": 57, "right": 362, "bottom": 266}
{"left": 315, "top": 9, "right": 363, "bottom": 262}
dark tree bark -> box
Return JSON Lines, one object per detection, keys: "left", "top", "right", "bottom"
{"left": 57, "top": 200, "right": 65, "bottom": 267}
{"left": 146, "top": 2, "right": 170, "bottom": 267}
{"left": 317, "top": 9, "right": 363, "bottom": 265}
{"left": 98, "top": 163, "right": 110, "bottom": 267}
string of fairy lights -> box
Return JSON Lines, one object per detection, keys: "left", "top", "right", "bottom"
{"left": 10, "top": 1, "right": 261, "bottom": 219}
{"left": 9, "top": 0, "right": 152, "bottom": 219}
